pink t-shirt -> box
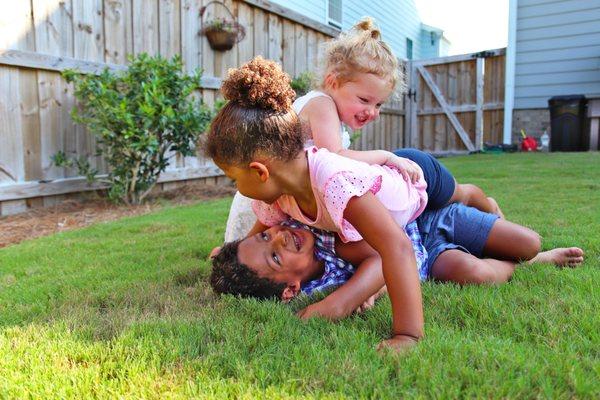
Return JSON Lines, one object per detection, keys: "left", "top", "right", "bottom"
{"left": 252, "top": 147, "right": 428, "bottom": 243}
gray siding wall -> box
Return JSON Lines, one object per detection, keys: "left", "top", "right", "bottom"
{"left": 515, "top": 0, "right": 600, "bottom": 109}
{"left": 268, "top": 0, "right": 325, "bottom": 25}
{"left": 341, "top": 0, "right": 424, "bottom": 60}
{"left": 270, "top": 0, "right": 425, "bottom": 60}
{"left": 420, "top": 30, "right": 440, "bottom": 60}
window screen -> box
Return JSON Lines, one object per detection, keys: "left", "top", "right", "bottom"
{"left": 406, "top": 38, "right": 413, "bottom": 60}
{"left": 328, "top": 0, "right": 342, "bottom": 28}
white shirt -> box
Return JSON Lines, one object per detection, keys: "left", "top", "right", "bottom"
{"left": 292, "top": 90, "right": 352, "bottom": 150}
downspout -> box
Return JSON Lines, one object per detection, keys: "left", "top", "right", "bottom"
{"left": 503, "top": 0, "right": 518, "bottom": 144}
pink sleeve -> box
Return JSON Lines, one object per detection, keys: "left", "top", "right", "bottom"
{"left": 323, "top": 171, "right": 382, "bottom": 242}
{"left": 251, "top": 200, "right": 287, "bottom": 227}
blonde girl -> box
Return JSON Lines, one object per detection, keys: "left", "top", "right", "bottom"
{"left": 297, "top": 17, "right": 503, "bottom": 216}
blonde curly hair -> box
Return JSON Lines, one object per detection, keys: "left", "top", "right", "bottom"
{"left": 319, "top": 17, "right": 403, "bottom": 91}
{"left": 204, "top": 56, "right": 305, "bottom": 166}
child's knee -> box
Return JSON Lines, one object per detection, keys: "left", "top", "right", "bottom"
{"left": 446, "top": 258, "right": 496, "bottom": 284}
{"left": 521, "top": 231, "right": 542, "bottom": 260}
{"left": 467, "top": 261, "right": 497, "bottom": 284}
{"left": 454, "top": 183, "right": 477, "bottom": 203}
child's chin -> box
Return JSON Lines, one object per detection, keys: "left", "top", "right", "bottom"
{"left": 351, "top": 120, "right": 368, "bottom": 129}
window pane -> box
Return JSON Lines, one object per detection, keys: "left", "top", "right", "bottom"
{"left": 328, "top": 0, "right": 342, "bottom": 26}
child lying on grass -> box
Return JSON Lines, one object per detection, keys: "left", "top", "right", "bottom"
{"left": 210, "top": 203, "right": 584, "bottom": 329}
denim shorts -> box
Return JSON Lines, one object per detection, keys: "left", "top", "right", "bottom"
{"left": 416, "top": 203, "right": 499, "bottom": 279}
{"left": 393, "top": 148, "right": 456, "bottom": 209}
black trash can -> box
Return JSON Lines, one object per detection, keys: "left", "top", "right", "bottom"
{"left": 548, "top": 95, "right": 587, "bottom": 151}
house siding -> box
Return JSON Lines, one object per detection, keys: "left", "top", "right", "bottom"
{"left": 269, "top": 0, "right": 426, "bottom": 60}
{"left": 514, "top": 0, "right": 600, "bottom": 109}
{"left": 267, "top": 0, "right": 325, "bottom": 25}
{"left": 420, "top": 30, "right": 442, "bottom": 59}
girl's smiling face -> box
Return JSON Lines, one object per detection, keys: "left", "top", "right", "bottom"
{"left": 237, "top": 225, "right": 322, "bottom": 286}
{"left": 327, "top": 72, "right": 394, "bottom": 130}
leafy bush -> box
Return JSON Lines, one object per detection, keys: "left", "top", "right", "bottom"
{"left": 291, "top": 71, "right": 314, "bottom": 98}
{"left": 56, "top": 54, "right": 214, "bottom": 204}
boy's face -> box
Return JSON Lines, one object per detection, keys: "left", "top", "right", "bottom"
{"left": 328, "top": 72, "right": 393, "bottom": 130}
{"left": 237, "top": 225, "right": 322, "bottom": 288}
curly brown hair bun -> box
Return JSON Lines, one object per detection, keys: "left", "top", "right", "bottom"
{"left": 204, "top": 57, "right": 305, "bottom": 166}
{"left": 221, "top": 56, "right": 296, "bottom": 113}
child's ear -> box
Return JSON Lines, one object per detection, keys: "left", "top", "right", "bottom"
{"left": 281, "top": 282, "right": 301, "bottom": 303}
{"left": 324, "top": 72, "right": 340, "bottom": 90}
{"left": 248, "top": 161, "right": 270, "bottom": 182}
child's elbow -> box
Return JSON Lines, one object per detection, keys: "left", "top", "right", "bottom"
{"left": 333, "top": 147, "right": 346, "bottom": 156}
{"left": 395, "top": 233, "right": 416, "bottom": 255}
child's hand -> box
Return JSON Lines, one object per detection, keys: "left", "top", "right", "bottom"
{"left": 355, "top": 285, "right": 387, "bottom": 314}
{"left": 209, "top": 246, "right": 222, "bottom": 259}
{"left": 385, "top": 154, "right": 423, "bottom": 183}
{"left": 297, "top": 298, "right": 346, "bottom": 321}
{"left": 377, "top": 334, "right": 419, "bottom": 354}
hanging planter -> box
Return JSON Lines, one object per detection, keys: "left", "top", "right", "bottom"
{"left": 200, "top": 1, "right": 246, "bottom": 51}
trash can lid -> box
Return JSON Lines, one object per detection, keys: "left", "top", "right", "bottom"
{"left": 549, "top": 94, "right": 586, "bottom": 102}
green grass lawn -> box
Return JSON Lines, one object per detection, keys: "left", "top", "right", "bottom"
{"left": 1, "top": 152, "right": 599, "bottom": 398}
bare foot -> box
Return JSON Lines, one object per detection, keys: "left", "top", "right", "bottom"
{"left": 487, "top": 197, "right": 505, "bottom": 219}
{"left": 529, "top": 247, "right": 584, "bottom": 268}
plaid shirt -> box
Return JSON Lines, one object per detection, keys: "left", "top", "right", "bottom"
{"left": 281, "top": 219, "right": 429, "bottom": 296}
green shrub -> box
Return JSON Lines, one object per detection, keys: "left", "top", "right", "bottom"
{"left": 56, "top": 53, "right": 214, "bottom": 205}
{"left": 291, "top": 71, "right": 314, "bottom": 98}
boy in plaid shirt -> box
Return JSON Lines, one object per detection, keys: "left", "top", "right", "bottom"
{"left": 210, "top": 203, "right": 583, "bottom": 321}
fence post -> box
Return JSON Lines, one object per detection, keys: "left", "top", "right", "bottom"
{"left": 476, "top": 57, "right": 484, "bottom": 151}
{"left": 404, "top": 60, "right": 419, "bottom": 148}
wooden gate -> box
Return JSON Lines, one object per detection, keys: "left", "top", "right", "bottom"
{"left": 405, "top": 48, "right": 506, "bottom": 154}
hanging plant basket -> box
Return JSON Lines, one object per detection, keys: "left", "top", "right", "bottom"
{"left": 200, "top": 1, "right": 246, "bottom": 51}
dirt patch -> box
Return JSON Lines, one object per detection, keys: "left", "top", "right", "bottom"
{"left": 0, "top": 182, "right": 236, "bottom": 249}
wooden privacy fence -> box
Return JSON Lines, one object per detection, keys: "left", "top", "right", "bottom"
{"left": 0, "top": 0, "right": 504, "bottom": 215}
{"left": 0, "top": 0, "right": 347, "bottom": 214}
{"left": 405, "top": 48, "right": 506, "bottom": 154}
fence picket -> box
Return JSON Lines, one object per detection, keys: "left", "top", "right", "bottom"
{"left": 268, "top": 14, "right": 283, "bottom": 63}
{"left": 159, "top": 0, "right": 182, "bottom": 58}
{"left": 132, "top": 0, "right": 159, "bottom": 55}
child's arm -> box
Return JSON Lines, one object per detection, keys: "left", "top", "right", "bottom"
{"left": 297, "top": 254, "right": 384, "bottom": 320}
{"left": 344, "top": 191, "right": 424, "bottom": 349}
{"left": 245, "top": 219, "right": 270, "bottom": 238}
{"left": 302, "top": 97, "right": 422, "bottom": 182}
{"left": 297, "top": 237, "right": 385, "bottom": 320}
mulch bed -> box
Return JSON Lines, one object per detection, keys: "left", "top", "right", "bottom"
{"left": 0, "top": 183, "right": 236, "bottom": 249}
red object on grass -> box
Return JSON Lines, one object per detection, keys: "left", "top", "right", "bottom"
{"left": 520, "top": 130, "right": 538, "bottom": 152}
{"left": 521, "top": 137, "right": 538, "bottom": 152}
